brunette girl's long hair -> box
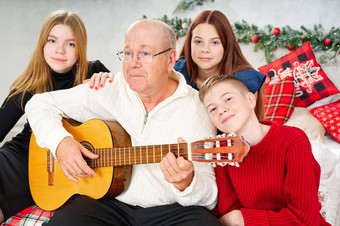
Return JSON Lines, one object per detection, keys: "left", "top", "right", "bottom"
{"left": 178, "top": 10, "right": 264, "bottom": 120}
{"left": 8, "top": 10, "right": 88, "bottom": 109}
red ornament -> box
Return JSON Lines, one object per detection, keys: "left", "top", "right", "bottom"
{"left": 287, "top": 43, "right": 295, "bottom": 51}
{"left": 180, "top": 22, "right": 184, "bottom": 28}
{"left": 301, "top": 35, "right": 305, "bottom": 40}
{"left": 323, "top": 38, "right": 331, "bottom": 46}
{"left": 180, "top": 22, "right": 188, "bottom": 29}
{"left": 251, "top": 35, "right": 259, "bottom": 43}
{"left": 272, "top": 27, "right": 281, "bottom": 36}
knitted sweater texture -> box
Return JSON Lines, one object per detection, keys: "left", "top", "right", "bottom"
{"left": 215, "top": 122, "right": 330, "bottom": 225}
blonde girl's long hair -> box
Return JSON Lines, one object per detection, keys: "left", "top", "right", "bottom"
{"left": 8, "top": 9, "right": 88, "bottom": 109}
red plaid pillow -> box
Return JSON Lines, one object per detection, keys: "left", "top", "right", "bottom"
{"left": 259, "top": 41, "right": 339, "bottom": 107}
{"left": 1, "top": 205, "right": 54, "bottom": 225}
{"left": 263, "top": 77, "right": 295, "bottom": 125}
{"left": 309, "top": 100, "right": 340, "bottom": 143}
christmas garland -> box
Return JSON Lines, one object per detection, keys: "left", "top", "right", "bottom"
{"left": 234, "top": 20, "right": 340, "bottom": 64}
{"left": 173, "top": 0, "right": 215, "bottom": 13}
{"left": 145, "top": 0, "right": 340, "bottom": 64}
{"left": 151, "top": 15, "right": 192, "bottom": 39}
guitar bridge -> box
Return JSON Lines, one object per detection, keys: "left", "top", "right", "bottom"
{"left": 47, "top": 151, "right": 54, "bottom": 186}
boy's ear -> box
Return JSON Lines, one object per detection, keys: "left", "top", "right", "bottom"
{"left": 246, "top": 92, "right": 256, "bottom": 109}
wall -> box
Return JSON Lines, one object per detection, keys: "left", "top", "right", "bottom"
{"left": 0, "top": 0, "right": 340, "bottom": 143}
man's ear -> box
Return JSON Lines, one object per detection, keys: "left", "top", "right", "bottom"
{"left": 246, "top": 92, "right": 257, "bottom": 110}
{"left": 167, "top": 49, "right": 177, "bottom": 72}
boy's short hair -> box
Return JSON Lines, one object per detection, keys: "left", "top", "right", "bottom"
{"left": 199, "top": 74, "right": 250, "bottom": 102}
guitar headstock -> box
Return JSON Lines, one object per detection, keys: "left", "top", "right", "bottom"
{"left": 190, "top": 133, "right": 250, "bottom": 167}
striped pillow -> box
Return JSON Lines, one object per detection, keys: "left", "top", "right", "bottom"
{"left": 263, "top": 77, "right": 295, "bottom": 125}
{"left": 1, "top": 205, "right": 53, "bottom": 226}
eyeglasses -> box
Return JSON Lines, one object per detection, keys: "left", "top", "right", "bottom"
{"left": 116, "top": 48, "right": 171, "bottom": 63}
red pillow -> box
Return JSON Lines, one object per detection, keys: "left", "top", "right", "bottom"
{"left": 259, "top": 41, "right": 339, "bottom": 107}
{"left": 3, "top": 205, "right": 53, "bottom": 225}
{"left": 263, "top": 76, "right": 295, "bottom": 125}
{"left": 309, "top": 100, "right": 340, "bottom": 143}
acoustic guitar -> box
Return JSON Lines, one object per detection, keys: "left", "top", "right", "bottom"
{"left": 29, "top": 118, "right": 249, "bottom": 211}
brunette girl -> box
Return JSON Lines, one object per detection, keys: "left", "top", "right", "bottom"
{"left": 174, "top": 10, "right": 265, "bottom": 120}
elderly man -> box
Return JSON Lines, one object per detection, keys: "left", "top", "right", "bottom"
{"left": 26, "top": 19, "right": 220, "bottom": 225}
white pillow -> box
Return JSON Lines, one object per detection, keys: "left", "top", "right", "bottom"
{"left": 284, "top": 107, "right": 325, "bottom": 143}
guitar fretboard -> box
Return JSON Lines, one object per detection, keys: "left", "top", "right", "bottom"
{"left": 88, "top": 143, "right": 190, "bottom": 168}
{"left": 45, "top": 135, "right": 246, "bottom": 172}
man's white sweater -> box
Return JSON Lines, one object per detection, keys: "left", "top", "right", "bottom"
{"left": 26, "top": 70, "right": 217, "bottom": 210}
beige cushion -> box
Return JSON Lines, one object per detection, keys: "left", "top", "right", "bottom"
{"left": 284, "top": 107, "right": 325, "bottom": 143}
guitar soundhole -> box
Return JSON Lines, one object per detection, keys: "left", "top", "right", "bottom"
{"left": 80, "top": 141, "right": 95, "bottom": 168}
{"left": 80, "top": 141, "right": 94, "bottom": 150}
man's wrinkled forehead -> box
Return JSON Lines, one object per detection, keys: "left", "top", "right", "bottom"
{"left": 123, "top": 42, "right": 156, "bottom": 51}
{"left": 123, "top": 38, "right": 153, "bottom": 49}
{"left": 124, "top": 21, "right": 162, "bottom": 48}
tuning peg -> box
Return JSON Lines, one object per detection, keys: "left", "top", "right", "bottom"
{"left": 216, "top": 153, "right": 221, "bottom": 160}
{"left": 228, "top": 153, "right": 233, "bottom": 160}
{"left": 227, "top": 162, "right": 240, "bottom": 167}
{"left": 204, "top": 153, "right": 213, "bottom": 160}
{"left": 218, "top": 162, "right": 227, "bottom": 167}
{"left": 227, "top": 132, "right": 236, "bottom": 137}
{"left": 216, "top": 162, "right": 240, "bottom": 167}
{"left": 208, "top": 162, "right": 217, "bottom": 167}
{"left": 204, "top": 142, "right": 214, "bottom": 149}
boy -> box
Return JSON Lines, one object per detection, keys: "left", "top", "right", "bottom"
{"left": 199, "top": 75, "right": 330, "bottom": 226}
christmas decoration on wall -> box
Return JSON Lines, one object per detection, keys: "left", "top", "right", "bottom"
{"left": 144, "top": 0, "right": 212, "bottom": 38}
{"left": 251, "top": 35, "right": 259, "bottom": 43}
{"left": 323, "top": 38, "right": 331, "bottom": 46}
{"left": 173, "top": 0, "right": 215, "bottom": 13}
{"left": 234, "top": 20, "right": 340, "bottom": 64}
{"left": 272, "top": 27, "right": 281, "bottom": 36}
{"left": 143, "top": 14, "right": 192, "bottom": 39}
{"left": 144, "top": 0, "right": 340, "bottom": 64}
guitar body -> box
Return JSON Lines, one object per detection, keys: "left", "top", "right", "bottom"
{"left": 29, "top": 119, "right": 132, "bottom": 211}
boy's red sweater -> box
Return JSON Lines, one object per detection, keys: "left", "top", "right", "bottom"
{"left": 214, "top": 122, "right": 330, "bottom": 225}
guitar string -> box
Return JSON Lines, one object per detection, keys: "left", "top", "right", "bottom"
{"left": 90, "top": 150, "right": 235, "bottom": 158}
{"left": 46, "top": 142, "right": 239, "bottom": 167}
{"left": 46, "top": 153, "right": 238, "bottom": 168}
{"left": 82, "top": 153, "right": 236, "bottom": 166}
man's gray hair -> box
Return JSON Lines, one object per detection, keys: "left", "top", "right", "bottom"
{"left": 161, "top": 21, "right": 176, "bottom": 49}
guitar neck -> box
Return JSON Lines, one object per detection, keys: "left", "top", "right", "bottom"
{"left": 87, "top": 143, "right": 190, "bottom": 168}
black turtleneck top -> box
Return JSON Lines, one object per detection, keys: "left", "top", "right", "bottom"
{"left": 0, "top": 60, "right": 109, "bottom": 148}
